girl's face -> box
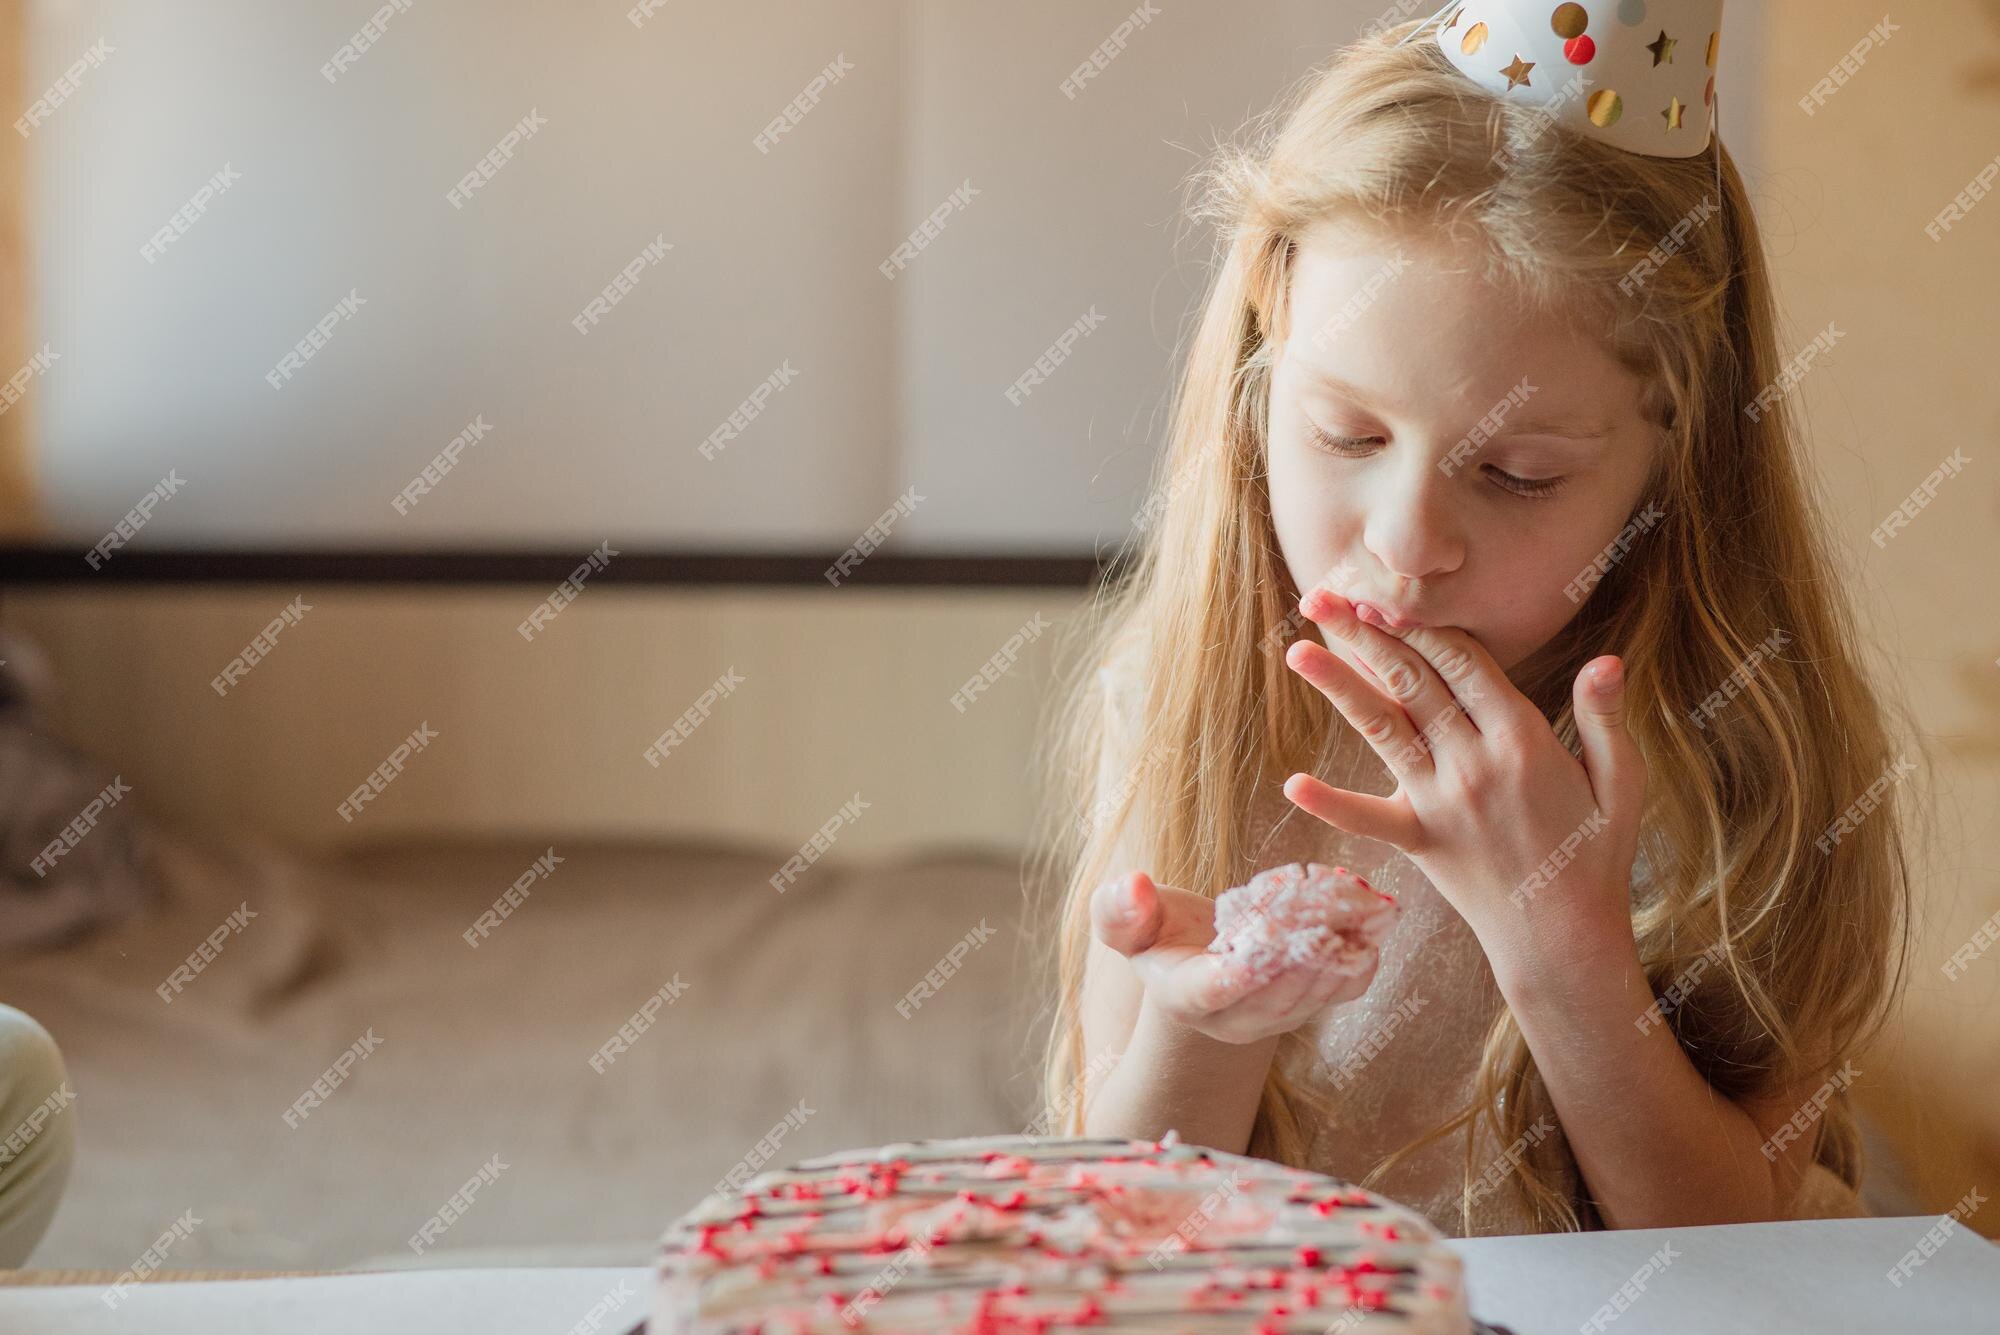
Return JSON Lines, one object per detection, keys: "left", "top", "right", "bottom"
{"left": 1266, "top": 223, "right": 1660, "bottom": 678}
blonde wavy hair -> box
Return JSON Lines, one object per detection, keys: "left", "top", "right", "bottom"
{"left": 1026, "top": 21, "right": 1922, "bottom": 1234}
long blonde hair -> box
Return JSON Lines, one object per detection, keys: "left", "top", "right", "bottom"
{"left": 1027, "top": 21, "right": 1922, "bottom": 1234}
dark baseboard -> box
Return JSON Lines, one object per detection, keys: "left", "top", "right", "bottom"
{"left": 0, "top": 546, "right": 1127, "bottom": 588}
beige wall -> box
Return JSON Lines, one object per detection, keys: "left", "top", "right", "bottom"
{"left": 22, "top": 1, "right": 1467, "bottom": 554}
{"left": 1763, "top": 0, "right": 2000, "bottom": 1215}
{"left": 0, "top": 0, "right": 37, "bottom": 534}
{"left": 3, "top": 586, "right": 1088, "bottom": 859}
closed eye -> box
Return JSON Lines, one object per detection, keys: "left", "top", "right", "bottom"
{"left": 1304, "top": 423, "right": 1569, "bottom": 501}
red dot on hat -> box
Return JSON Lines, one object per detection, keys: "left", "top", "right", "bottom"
{"left": 1565, "top": 35, "right": 1596, "bottom": 64}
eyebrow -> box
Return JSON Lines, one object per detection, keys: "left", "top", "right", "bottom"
{"left": 1302, "top": 368, "right": 1613, "bottom": 443}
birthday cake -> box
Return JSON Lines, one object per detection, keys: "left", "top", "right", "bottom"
{"left": 653, "top": 1131, "right": 1479, "bottom": 1333}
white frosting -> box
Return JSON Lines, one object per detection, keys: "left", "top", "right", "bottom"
{"left": 654, "top": 1131, "right": 1474, "bottom": 1333}
{"left": 1207, "top": 862, "right": 1400, "bottom": 988}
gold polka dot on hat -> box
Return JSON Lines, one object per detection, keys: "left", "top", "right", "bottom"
{"left": 1395, "top": 0, "right": 1724, "bottom": 192}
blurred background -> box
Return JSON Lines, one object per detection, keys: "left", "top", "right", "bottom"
{"left": 0, "top": 0, "right": 1995, "bottom": 1275}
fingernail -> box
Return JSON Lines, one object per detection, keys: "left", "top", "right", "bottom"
{"left": 1110, "top": 880, "right": 1139, "bottom": 919}
{"left": 1593, "top": 659, "right": 1623, "bottom": 691}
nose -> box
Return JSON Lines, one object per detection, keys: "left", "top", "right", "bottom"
{"left": 1361, "top": 454, "right": 1465, "bottom": 585}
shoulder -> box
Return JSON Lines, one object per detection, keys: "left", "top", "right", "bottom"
{"left": 1095, "top": 627, "right": 1152, "bottom": 730}
{"left": 1097, "top": 624, "right": 1149, "bottom": 689}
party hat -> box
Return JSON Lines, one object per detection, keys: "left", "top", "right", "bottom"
{"left": 1400, "top": 1, "right": 1724, "bottom": 160}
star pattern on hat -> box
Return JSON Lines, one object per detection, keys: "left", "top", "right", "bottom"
{"left": 1418, "top": 2, "right": 1720, "bottom": 160}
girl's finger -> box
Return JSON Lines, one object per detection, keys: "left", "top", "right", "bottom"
{"left": 1571, "top": 654, "right": 1646, "bottom": 825}
{"left": 1090, "top": 871, "right": 1164, "bottom": 958}
{"left": 1282, "top": 772, "right": 1423, "bottom": 852}
{"left": 1171, "top": 951, "right": 1268, "bottom": 1014}
{"left": 1303, "top": 954, "right": 1368, "bottom": 1011}
{"left": 1286, "top": 637, "right": 1434, "bottom": 783}
{"left": 1383, "top": 621, "right": 1538, "bottom": 741}
{"left": 1299, "top": 589, "right": 1476, "bottom": 763}
{"left": 1233, "top": 957, "right": 1321, "bottom": 1020}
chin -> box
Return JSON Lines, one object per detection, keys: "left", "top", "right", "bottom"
{"left": 1478, "top": 635, "right": 1527, "bottom": 677}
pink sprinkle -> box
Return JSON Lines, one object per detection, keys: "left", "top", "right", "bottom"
{"left": 1206, "top": 863, "right": 1399, "bottom": 989}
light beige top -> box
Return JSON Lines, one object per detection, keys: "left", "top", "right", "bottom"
{"left": 1096, "top": 652, "right": 1866, "bottom": 1238}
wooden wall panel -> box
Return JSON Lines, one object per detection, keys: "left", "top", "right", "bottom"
{"left": 0, "top": 0, "right": 38, "bottom": 535}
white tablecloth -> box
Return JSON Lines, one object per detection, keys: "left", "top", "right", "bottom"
{"left": 4, "top": 1216, "right": 1996, "bottom": 1333}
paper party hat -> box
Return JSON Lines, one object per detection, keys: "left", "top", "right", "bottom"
{"left": 1400, "top": 1, "right": 1724, "bottom": 160}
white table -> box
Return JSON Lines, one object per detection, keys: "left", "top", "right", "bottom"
{"left": 4, "top": 1217, "right": 1996, "bottom": 1333}
{"left": 1453, "top": 1215, "right": 2000, "bottom": 1332}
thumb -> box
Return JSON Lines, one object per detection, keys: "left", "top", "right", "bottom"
{"left": 1091, "top": 870, "right": 1165, "bottom": 958}
{"left": 1574, "top": 655, "right": 1645, "bottom": 823}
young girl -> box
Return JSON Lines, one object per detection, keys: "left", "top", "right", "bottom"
{"left": 1030, "top": 6, "right": 1921, "bottom": 1237}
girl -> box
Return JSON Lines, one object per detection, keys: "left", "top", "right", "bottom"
{"left": 1030, "top": 8, "right": 1922, "bottom": 1236}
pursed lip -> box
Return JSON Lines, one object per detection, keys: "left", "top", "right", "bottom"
{"left": 1345, "top": 597, "right": 1426, "bottom": 631}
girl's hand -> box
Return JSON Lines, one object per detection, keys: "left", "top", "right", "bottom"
{"left": 1091, "top": 870, "right": 1381, "bottom": 1045}
{"left": 1280, "top": 588, "right": 1646, "bottom": 974}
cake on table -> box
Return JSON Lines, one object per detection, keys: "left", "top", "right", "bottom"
{"left": 651, "top": 1131, "right": 1501, "bottom": 1333}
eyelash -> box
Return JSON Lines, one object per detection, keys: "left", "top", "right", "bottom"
{"left": 1304, "top": 424, "right": 1570, "bottom": 500}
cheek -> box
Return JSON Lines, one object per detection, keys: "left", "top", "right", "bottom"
{"left": 1265, "top": 441, "right": 1352, "bottom": 583}
{"left": 1265, "top": 453, "right": 1307, "bottom": 554}
{"left": 1470, "top": 552, "right": 1595, "bottom": 668}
